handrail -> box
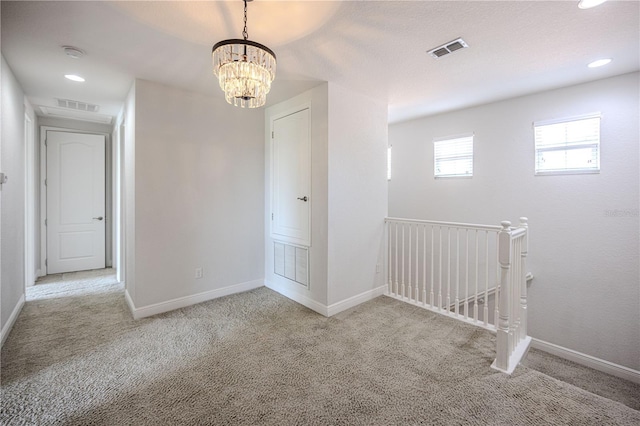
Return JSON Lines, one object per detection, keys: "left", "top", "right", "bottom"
{"left": 385, "top": 217, "right": 503, "bottom": 232}
{"left": 509, "top": 227, "right": 526, "bottom": 238}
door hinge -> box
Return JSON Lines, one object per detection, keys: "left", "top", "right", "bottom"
{"left": 45, "top": 139, "right": 47, "bottom": 146}
{"left": 271, "top": 213, "right": 274, "bottom": 220}
{"left": 44, "top": 219, "right": 47, "bottom": 226}
{"left": 271, "top": 131, "right": 274, "bottom": 139}
{"left": 45, "top": 259, "right": 48, "bottom": 267}
{"left": 44, "top": 178, "right": 47, "bottom": 186}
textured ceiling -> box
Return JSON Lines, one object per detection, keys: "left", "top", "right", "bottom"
{"left": 2, "top": 1, "right": 638, "bottom": 124}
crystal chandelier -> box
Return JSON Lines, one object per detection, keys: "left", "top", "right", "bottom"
{"left": 212, "top": 0, "right": 276, "bottom": 108}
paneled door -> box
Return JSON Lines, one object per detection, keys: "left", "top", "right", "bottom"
{"left": 271, "top": 108, "right": 311, "bottom": 246}
{"left": 47, "top": 131, "right": 105, "bottom": 273}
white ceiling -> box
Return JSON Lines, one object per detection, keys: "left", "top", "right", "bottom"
{"left": 2, "top": 1, "right": 638, "bottom": 124}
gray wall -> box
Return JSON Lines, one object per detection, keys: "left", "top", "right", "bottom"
{"left": 1, "top": 55, "right": 25, "bottom": 335}
{"left": 388, "top": 72, "right": 640, "bottom": 370}
{"left": 129, "top": 79, "right": 265, "bottom": 308}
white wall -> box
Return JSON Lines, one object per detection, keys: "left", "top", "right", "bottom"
{"left": 24, "top": 97, "right": 36, "bottom": 286}
{"left": 327, "top": 83, "right": 388, "bottom": 305}
{"left": 265, "top": 83, "right": 388, "bottom": 314}
{"left": 389, "top": 72, "right": 640, "bottom": 370}
{"left": 1, "top": 55, "right": 26, "bottom": 340}
{"left": 265, "top": 84, "right": 329, "bottom": 307}
{"left": 123, "top": 82, "right": 136, "bottom": 300}
{"left": 128, "top": 79, "right": 265, "bottom": 310}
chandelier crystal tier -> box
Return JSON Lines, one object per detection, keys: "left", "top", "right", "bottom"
{"left": 212, "top": 0, "right": 276, "bottom": 108}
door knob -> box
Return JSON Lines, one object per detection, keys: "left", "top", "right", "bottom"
{"left": 297, "top": 196, "right": 308, "bottom": 202}
{"left": 93, "top": 216, "right": 104, "bottom": 221}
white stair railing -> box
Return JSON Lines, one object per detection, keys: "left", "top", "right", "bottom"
{"left": 385, "top": 217, "right": 531, "bottom": 374}
{"left": 492, "top": 219, "right": 532, "bottom": 374}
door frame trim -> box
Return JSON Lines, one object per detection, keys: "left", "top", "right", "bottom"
{"left": 24, "top": 110, "right": 35, "bottom": 287}
{"left": 39, "top": 126, "right": 111, "bottom": 275}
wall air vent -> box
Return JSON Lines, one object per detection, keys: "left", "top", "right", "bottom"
{"left": 427, "top": 38, "right": 469, "bottom": 59}
{"left": 56, "top": 98, "right": 100, "bottom": 113}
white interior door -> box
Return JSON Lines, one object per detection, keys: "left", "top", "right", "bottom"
{"left": 47, "top": 131, "right": 105, "bottom": 274}
{"left": 271, "top": 108, "right": 311, "bottom": 246}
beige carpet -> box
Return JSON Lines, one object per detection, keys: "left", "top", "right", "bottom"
{"left": 1, "top": 270, "right": 639, "bottom": 425}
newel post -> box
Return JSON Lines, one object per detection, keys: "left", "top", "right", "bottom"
{"left": 495, "top": 221, "right": 512, "bottom": 372}
{"left": 519, "top": 217, "right": 529, "bottom": 341}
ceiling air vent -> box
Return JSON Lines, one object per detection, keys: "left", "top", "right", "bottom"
{"left": 56, "top": 98, "right": 100, "bottom": 113}
{"left": 39, "top": 105, "right": 112, "bottom": 125}
{"left": 427, "top": 38, "right": 469, "bottom": 59}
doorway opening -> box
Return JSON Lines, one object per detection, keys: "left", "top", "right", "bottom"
{"left": 39, "top": 126, "right": 117, "bottom": 280}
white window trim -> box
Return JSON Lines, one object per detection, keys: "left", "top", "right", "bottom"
{"left": 533, "top": 112, "right": 601, "bottom": 127}
{"left": 434, "top": 133, "right": 474, "bottom": 179}
{"left": 533, "top": 113, "right": 601, "bottom": 176}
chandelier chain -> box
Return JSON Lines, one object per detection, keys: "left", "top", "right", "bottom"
{"left": 242, "top": 0, "right": 248, "bottom": 40}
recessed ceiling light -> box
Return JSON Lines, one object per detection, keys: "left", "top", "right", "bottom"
{"left": 578, "top": 0, "right": 607, "bottom": 9}
{"left": 64, "top": 74, "right": 85, "bottom": 82}
{"left": 587, "top": 58, "right": 612, "bottom": 68}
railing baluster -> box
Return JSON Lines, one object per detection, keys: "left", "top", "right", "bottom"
{"left": 446, "top": 227, "right": 451, "bottom": 312}
{"left": 430, "top": 225, "right": 434, "bottom": 307}
{"left": 494, "top": 232, "right": 500, "bottom": 329}
{"left": 415, "top": 224, "right": 419, "bottom": 301}
{"left": 401, "top": 223, "right": 405, "bottom": 299}
{"left": 387, "top": 221, "right": 392, "bottom": 294}
{"left": 422, "top": 224, "right": 427, "bottom": 306}
{"left": 518, "top": 238, "right": 522, "bottom": 348}
{"left": 484, "top": 230, "right": 489, "bottom": 326}
{"left": 394, "top": 222, "right": 398, "bottom": 296}
{"left": 455, "top": 229, "right": 460, "bottom": 317}
{"left": 508, "top": 237, "right": 515, "bottom": 355}
{"left": 464, "top": 229, "right": 469, "bottom": 320}
{"left": 438, "top": 226, "right": 443, "bottom": 310}
{"left": 408, "top": 224, "right": 412, "bottom": 301}
{"left": 474, "top": 230, "right": 479, "bottom": 322}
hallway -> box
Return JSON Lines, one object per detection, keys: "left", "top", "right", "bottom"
{"left": 30, "top": 269, "right": 118, "bottom": 301}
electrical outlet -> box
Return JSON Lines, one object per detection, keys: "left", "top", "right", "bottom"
{"left": 195, "top": 267, "right": 203, "bottom": 279}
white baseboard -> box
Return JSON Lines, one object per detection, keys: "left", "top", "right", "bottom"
{"left": 126, "top": 279, "right": 264, "bottom": 319}
{"left": 124, "top": 288, "right": 136, "bottom": 317}
{"left": 1, "top": 294, "right": 25, "bottom": 347}
{"left": 531, "top": 338, "right": 640, "bottom": 385}
{"left": 265, "top": 281, "right": 386, "bottom": 318}
{"left": 265, "top": 280, "right": 328, "bottom": 316}
{"left": 327, "top": 285, "right": 387, "bottom": 317}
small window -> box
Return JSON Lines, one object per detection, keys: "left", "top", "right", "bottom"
{"left": 534, "top": 114, "right": 600, "bottom": 175}
{"left": 434, "top": 135, "right": 473, "bottom": 178}
{"left": 387, "top": 146, "right": 392, "bottom": 181}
